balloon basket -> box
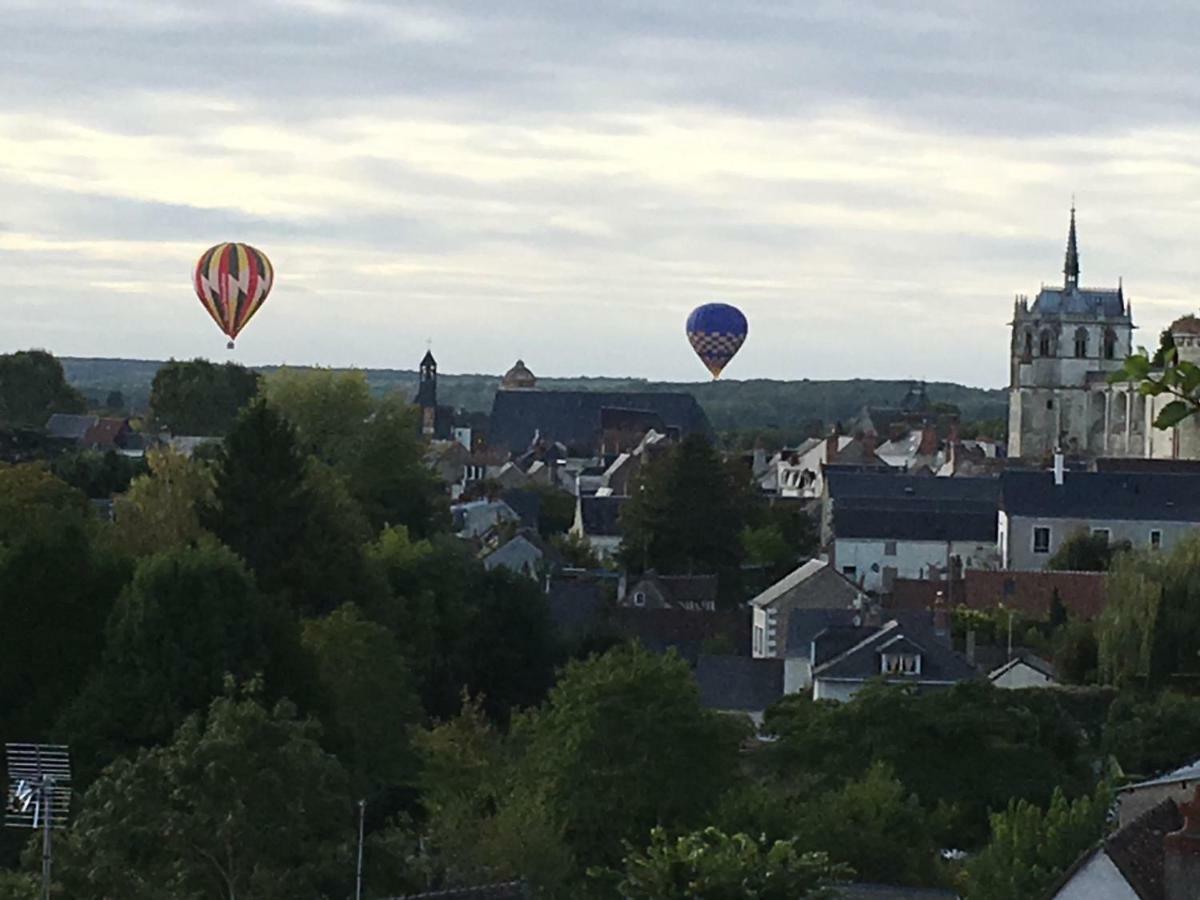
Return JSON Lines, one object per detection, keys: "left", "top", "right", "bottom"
{"left": 226, "top": 341, "right": 235, "bottom": 350}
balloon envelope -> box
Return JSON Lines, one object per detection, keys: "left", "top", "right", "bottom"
{"left": 686, "top": 303, "right": 748, "bottom": 378}
{"left": 193, "top": 242, "right": 274, "bottom": 347}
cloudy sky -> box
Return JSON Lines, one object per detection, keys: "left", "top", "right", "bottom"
{"left": 5, "top": 0, "right": 1200, "bottom": 386}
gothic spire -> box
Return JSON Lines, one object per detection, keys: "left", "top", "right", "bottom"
{"left": 1064, "top": 204, "right": 1079, "bottom": 289}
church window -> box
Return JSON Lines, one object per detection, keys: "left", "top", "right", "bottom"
{"left": 1046, "top": 400, "right": 1053, "bottom": 410}
{"left": 1024, "top": 331, "right": 1034, "bottom": 356}
{"left": 1039, "top": 330, "right": 1054, "bottom": 356}
{"left": 1074, "top": 328, "right": 1088, "bottom": 358}
{"left": 1104, "top": 329, "right": 1117, "bottom": 359}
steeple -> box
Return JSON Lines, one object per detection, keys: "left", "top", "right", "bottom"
{"left": 416, "top": 347, "right": 437, "bottom": 412}
{"left": 1063, "top": 204, "right": 1079, "bottom": 289}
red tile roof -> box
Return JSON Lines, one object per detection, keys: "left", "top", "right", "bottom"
{"left": 887, "top": 570, "right": 1107, "bottom": 620}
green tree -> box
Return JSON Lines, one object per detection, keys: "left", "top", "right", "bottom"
{"left": 965, "top": 781, "right": 1111, "bottom": 900}
{"left": 55, "top": 691, "right": 351, "bottom": 900}
{"left": 1098, "top": 535, "right": 1200, "bottom": 687}
{"left": 551, "top": 532, "right": 601, "bottom": 569}
{"left": 264, "top": 369, "right": 446, "bottom": 536}
{"left": 0, "top": 350, "right": 86, "bottom": 426}
{"left": 50, "top": 449, "right": 146, "bottom": 498}
{"left": 619, "top": 434, "right": 752, "bottom": 602}
{"left": 61, "top": 542, "right": 281, "bottom": 770}
{"left": 594, "top": 827, "right": 847, "bottom": 900}
{"left": 1102, "top": 691, "right": 1200, "bottom": 777}
{"left": 0, "top": 465, "right": 129, "bottom": 739}
{"left": 202, "top": 400, "right": 375, "bottom": 615}
{"left": 1048, "top": 529, "right": 1128, "bottom": 572}
{"left": 302, "top": 604, "right": 423, "bottom": 798}
{"left": 150, "top": 358, "right": 260, "bottom": 435}
{"left": 516, "top": 644, "right": 742, "bottom": 866}
{"left": 112, "top": 448, "right": 216, "bottom": 556}
{"left": 1110, "top": 334, "right": 1200, "bottom": 429}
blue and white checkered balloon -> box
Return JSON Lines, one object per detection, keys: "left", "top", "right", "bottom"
{"left": 686, "top": 303, "right": 748, "bottom": 378}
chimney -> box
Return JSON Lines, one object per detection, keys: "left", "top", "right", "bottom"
{"left": 918, "top": 424, "right": 939, "bottom": 457}
{"left": 933, "top": 591, "right": 950, "bottom": 644}
{"left": 1165, "top": 786, "right": 1200, "bottom": 900}
{"left": 1053, "top": 450, "right": 1065, "bottom": 487}
{"left": 862, "top": 432, "right": 877, "bottom": 458}
{"left": 826, "top": 432, "right": 839, "bottom": 462}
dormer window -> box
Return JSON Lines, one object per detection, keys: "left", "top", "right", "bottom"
{"left": 881, "top": 652, "right": 921, "bottom": 675}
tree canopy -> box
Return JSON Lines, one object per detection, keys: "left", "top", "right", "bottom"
{"left": 150, "top": 358, "right": 260, "bottom": 435}
{"left": 0, "top": 350, "right": 86, "bottom": 427}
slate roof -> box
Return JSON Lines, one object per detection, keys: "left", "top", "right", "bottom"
{"left": 785, "top": 608, "right": 862, "bottom": 659}
{"left": 644, "top": 573, "right": 718, "bottom": 606}
{"left": 1031, "top": 285, "right": 1125, "bottom": 317}
{"left": 488, "top": 390, "right": 711, "bottom": 455}
{"left": 832, "top": 507, "right": 997, "bottom": 542}
{"left": 546, "top": 579, "right": 606, "bottom": 636}
{"left": 987, "top": 654, "right": 1057, "bottom": 683}
{"left": 1120, "top": 758, "right": 1200, "bottom": 793}
{"left": 392, "top": 882, "right": 527, "bottom": 899}
{"left": 1105, "top": 799, "right": 1183, "bottom": 900}
{"left": 812, "top": 618, "right": 977, "bottom": 685}
{"left": 827, "top": 471, "right": 1000, "bottom": 504}
{"left": 612, "top": 609, "right": 749, "bottom": 665}
{"left": 599, "top": 406, "right": 668, "bottom": 434}
{"left": 695, "top": 655, "right": 784, "bottom": 712}
{"left": 579, "top": 495, "right": 626, "bottom": 537}
{"left": 499, "top": 489, "right": 541, "bottom": 529}
{"left": 1000, "top": 470, "right": 1200, "bottom": 522}
{"left": 45, "top": 413, "right": 98, "bottom": 441}
{"left": 750, "top": 559, "right": 862, "bottom": 610}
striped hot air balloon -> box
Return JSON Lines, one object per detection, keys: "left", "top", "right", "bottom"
{"left": 193, "top": 242, "right": 275, "bottom": 349}
{"left": 686, "top": 303, "right": 748, "bottom": 379}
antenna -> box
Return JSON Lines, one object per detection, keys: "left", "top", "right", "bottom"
{"left": 5, "top": 743, "right": 72, "bottom": 900}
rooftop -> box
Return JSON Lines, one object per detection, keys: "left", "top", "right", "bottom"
{"left": 695, "top": 655, "right": 784, "bottom": 712}
{"left": 1000, "top": 470, "right": 1200, "bottom": 522}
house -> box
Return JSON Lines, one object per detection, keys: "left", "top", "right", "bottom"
{"left": 824, "top": 471, "right": 1000, "bottom": 592}
{"left": 481, "top": 529, "right": 558, "bottom": 580}
{"left": 810, "top": 616, "right": 978, "bottom": 703}
{"left": 487, "top": 361, "right": 711, "bottom": 456}
{"left": 999, "top": 468, "right": 1200, "bottom": 570}
{"left": 695, "top": 655, "right": 784, "bottom": 727}
{"left": 765, "top": 434, "right": 884, "bottom": 500}
{"left": 887, "top": 570, "right": 1107, "bottom": 621}
{"left": 622, "top": 571, "right": 718, "bottom": 610}
{"left": 612, "top": 608, "right": 749, "bottom": 665}
{"left": 988, "top": 654, "right": 1059, "bottom": 689}
{"left": 1118, "top": 759, "right": 1200, "bottom": 827}
{"left": 451, "top": 499, "right": 521, "bottom": 539}
{"left": 1049, "top": 792, "right": 1197, "bottom": 899}
{"left": 45, "top": 413, "right": 99, "bottom": 442}
{"left": 546, "top": 579, "right": 607, "bottom": 639}
{"left": 750, "top": 559, "right": 865, "bottom": 660}
{"left": 571, "top": 494, "right": 626, "bottom": 561}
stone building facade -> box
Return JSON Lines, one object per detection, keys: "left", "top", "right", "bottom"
{"left": 1007, "top": 210, "right": 1199, "bottom": 461}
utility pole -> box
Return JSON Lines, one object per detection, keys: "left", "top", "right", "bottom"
{"left": 355, "top": 798, "right": 366, "bottom": 900}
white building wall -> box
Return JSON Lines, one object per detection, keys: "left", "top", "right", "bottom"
{"left": 784, "top": 658, "right": 811, "bottom": 694}
{"left": 832, "top": 538, "right": 999, "bottom": 592}
{"left": 1051, "top": 851, "right": 1138, "bottom": 900}
{"left": 1004, "top": 515, "right": 1200, "bottom": 571}
{"left": 991, "top": 664, "right": 1054, "bottom": 689}
{"left": 812, "top": 679, "right": 860, "bottom": 703}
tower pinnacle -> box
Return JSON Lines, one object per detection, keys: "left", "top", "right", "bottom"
{"left": 1064, "top": 204, "right": 1079, "bottom": 289}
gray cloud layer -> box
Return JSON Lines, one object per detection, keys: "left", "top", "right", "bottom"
{"left": 5, "top": 0, "right": 1200, "bottom": 383}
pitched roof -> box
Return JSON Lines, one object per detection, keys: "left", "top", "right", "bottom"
{"left": 579, "top": 495, "right": 626, "bottom": 537}
{"left": 833, "top": 506, "right": 997, "bottom": 542}
{"left": 1120, "top": 758, "right": 1200, "bottom": 793}
{"left": 785, "top": 608, "right": 863, "bottom": 659}
{"left": 612, "top": 608, "right": 749, "bottom": 665}
{"left": 1001, "top": 470, "right": 1200, "bottom": 522}
{"left": 812, "top": 619, "right": 977, "bottom": 685}
{"left": 546, "top": 579, "right": 606, "bottom": 635}
{"left": 638, "top": 572, "right": 718, "bottom": 606}
{"left": 1031, "top": 285, "right": 1125, "bottom": 318}
{"left": 45, "top": 413, "right": 98, "bottom": 441}
{"left": 987, "top": 654, "right": 1057, "bottom": 682}
{"left": 1103, "top": 799, "right": 1183, "bottom": 900}
{"left": 750, "top": 559, "right": 862, "bottom": 610}
{"left": 962, "top": 570, "right": 1106, "bottom": 620}
{"left": 82, "top": 417, "right": 129, "bottom": 448}
{"left": 488, "top": 390, "right": 711, "bottom": 455}
{"left": 695, "top": 655, "right": 784, "bottom": 712}
{"left": 827, "top": 471, "right": 1000, "bottom": 504}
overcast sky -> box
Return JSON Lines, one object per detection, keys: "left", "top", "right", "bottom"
{"left": 6, "top": 0, "right": 1200, "bottom": 386}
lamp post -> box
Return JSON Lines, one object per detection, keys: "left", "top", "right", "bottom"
{"left": 355, "top": 798, "right": 366, "bottom": 900}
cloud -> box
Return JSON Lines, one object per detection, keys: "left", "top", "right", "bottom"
{"left": 4, "top": 1, "right": 1200, "bottom": 383}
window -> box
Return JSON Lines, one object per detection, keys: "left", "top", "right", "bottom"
{"left": 1046, "top": 399, "right": 1054, "bottom": 410}
{"left": 884, "top": 541, "right": 897, "bottom": 557}
{"left": 1039, "top": 330, "right": 1054, "bottom": 356}
{"left": 1104, "top": 328, "right": 1117, "bottom": 360}
{"left": 632, "top": 591, "right": 646, "bottom": 607}
{"left": 1074, "top": 327, "right": 1088, "bottom": 358}
{"left": 753, "top": 625, "right": 764, "bottom": 655}
{"left": 1024, "top": 331, "right": 1034, "bottom": 357}
{"left": 1033, "top": 526, "right": 1051, "bottom": 554}
{"left": 842, "top": 566, "right": 857, "bottom": 579}
{"left": 881, "top": 653, "right": 921, "bottom": 675}
{"left": 1091, "top": 528, "right": 1111, "bottom": 543}
{"left": 1150, "top": 529, "right": 1163, "bottom": 550}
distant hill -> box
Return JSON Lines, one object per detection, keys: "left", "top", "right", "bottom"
{"left": 60, "top": 357, "right": 1008, "bottom": 432}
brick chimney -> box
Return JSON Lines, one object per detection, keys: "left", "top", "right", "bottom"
{"left": 918, "top": 424, "right": 939, "bottom": 457}
{"left": 1165, "top": 786, "right": 1200, "bottom": 900}
{"left": 825, "top": 432, "right": 839, "bottom": 462}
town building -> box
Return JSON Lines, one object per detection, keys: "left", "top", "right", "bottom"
{"left": 621, "top": 571, "right": 718, "bottom": 610}
{"left": 750, "top": 559, "right": 865, "bottom": 661}
{"left": 1118, "top": 759, "right": 1200, "bottom": 828}
{"left": 695, "top": 655, "right": 785, "bottom": 728}
{"left": 988, "top": 655, "right": 1059, "bottom": 690}
{"left": 998, "top": 468, "right": 1200, "bottom": 570}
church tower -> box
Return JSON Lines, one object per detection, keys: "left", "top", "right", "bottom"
{"left": 416, "top": 349, "right": 437, "bottom": 438}
{"left": 1008, "top": 208, "right": 1136, "bottom": 459}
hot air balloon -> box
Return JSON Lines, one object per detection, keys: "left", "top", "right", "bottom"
{"left": 686, "top": 302, "right": 747, "bottom": 379}
{"left": 193, "top": 242, "right": 275, "bottom": 349}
